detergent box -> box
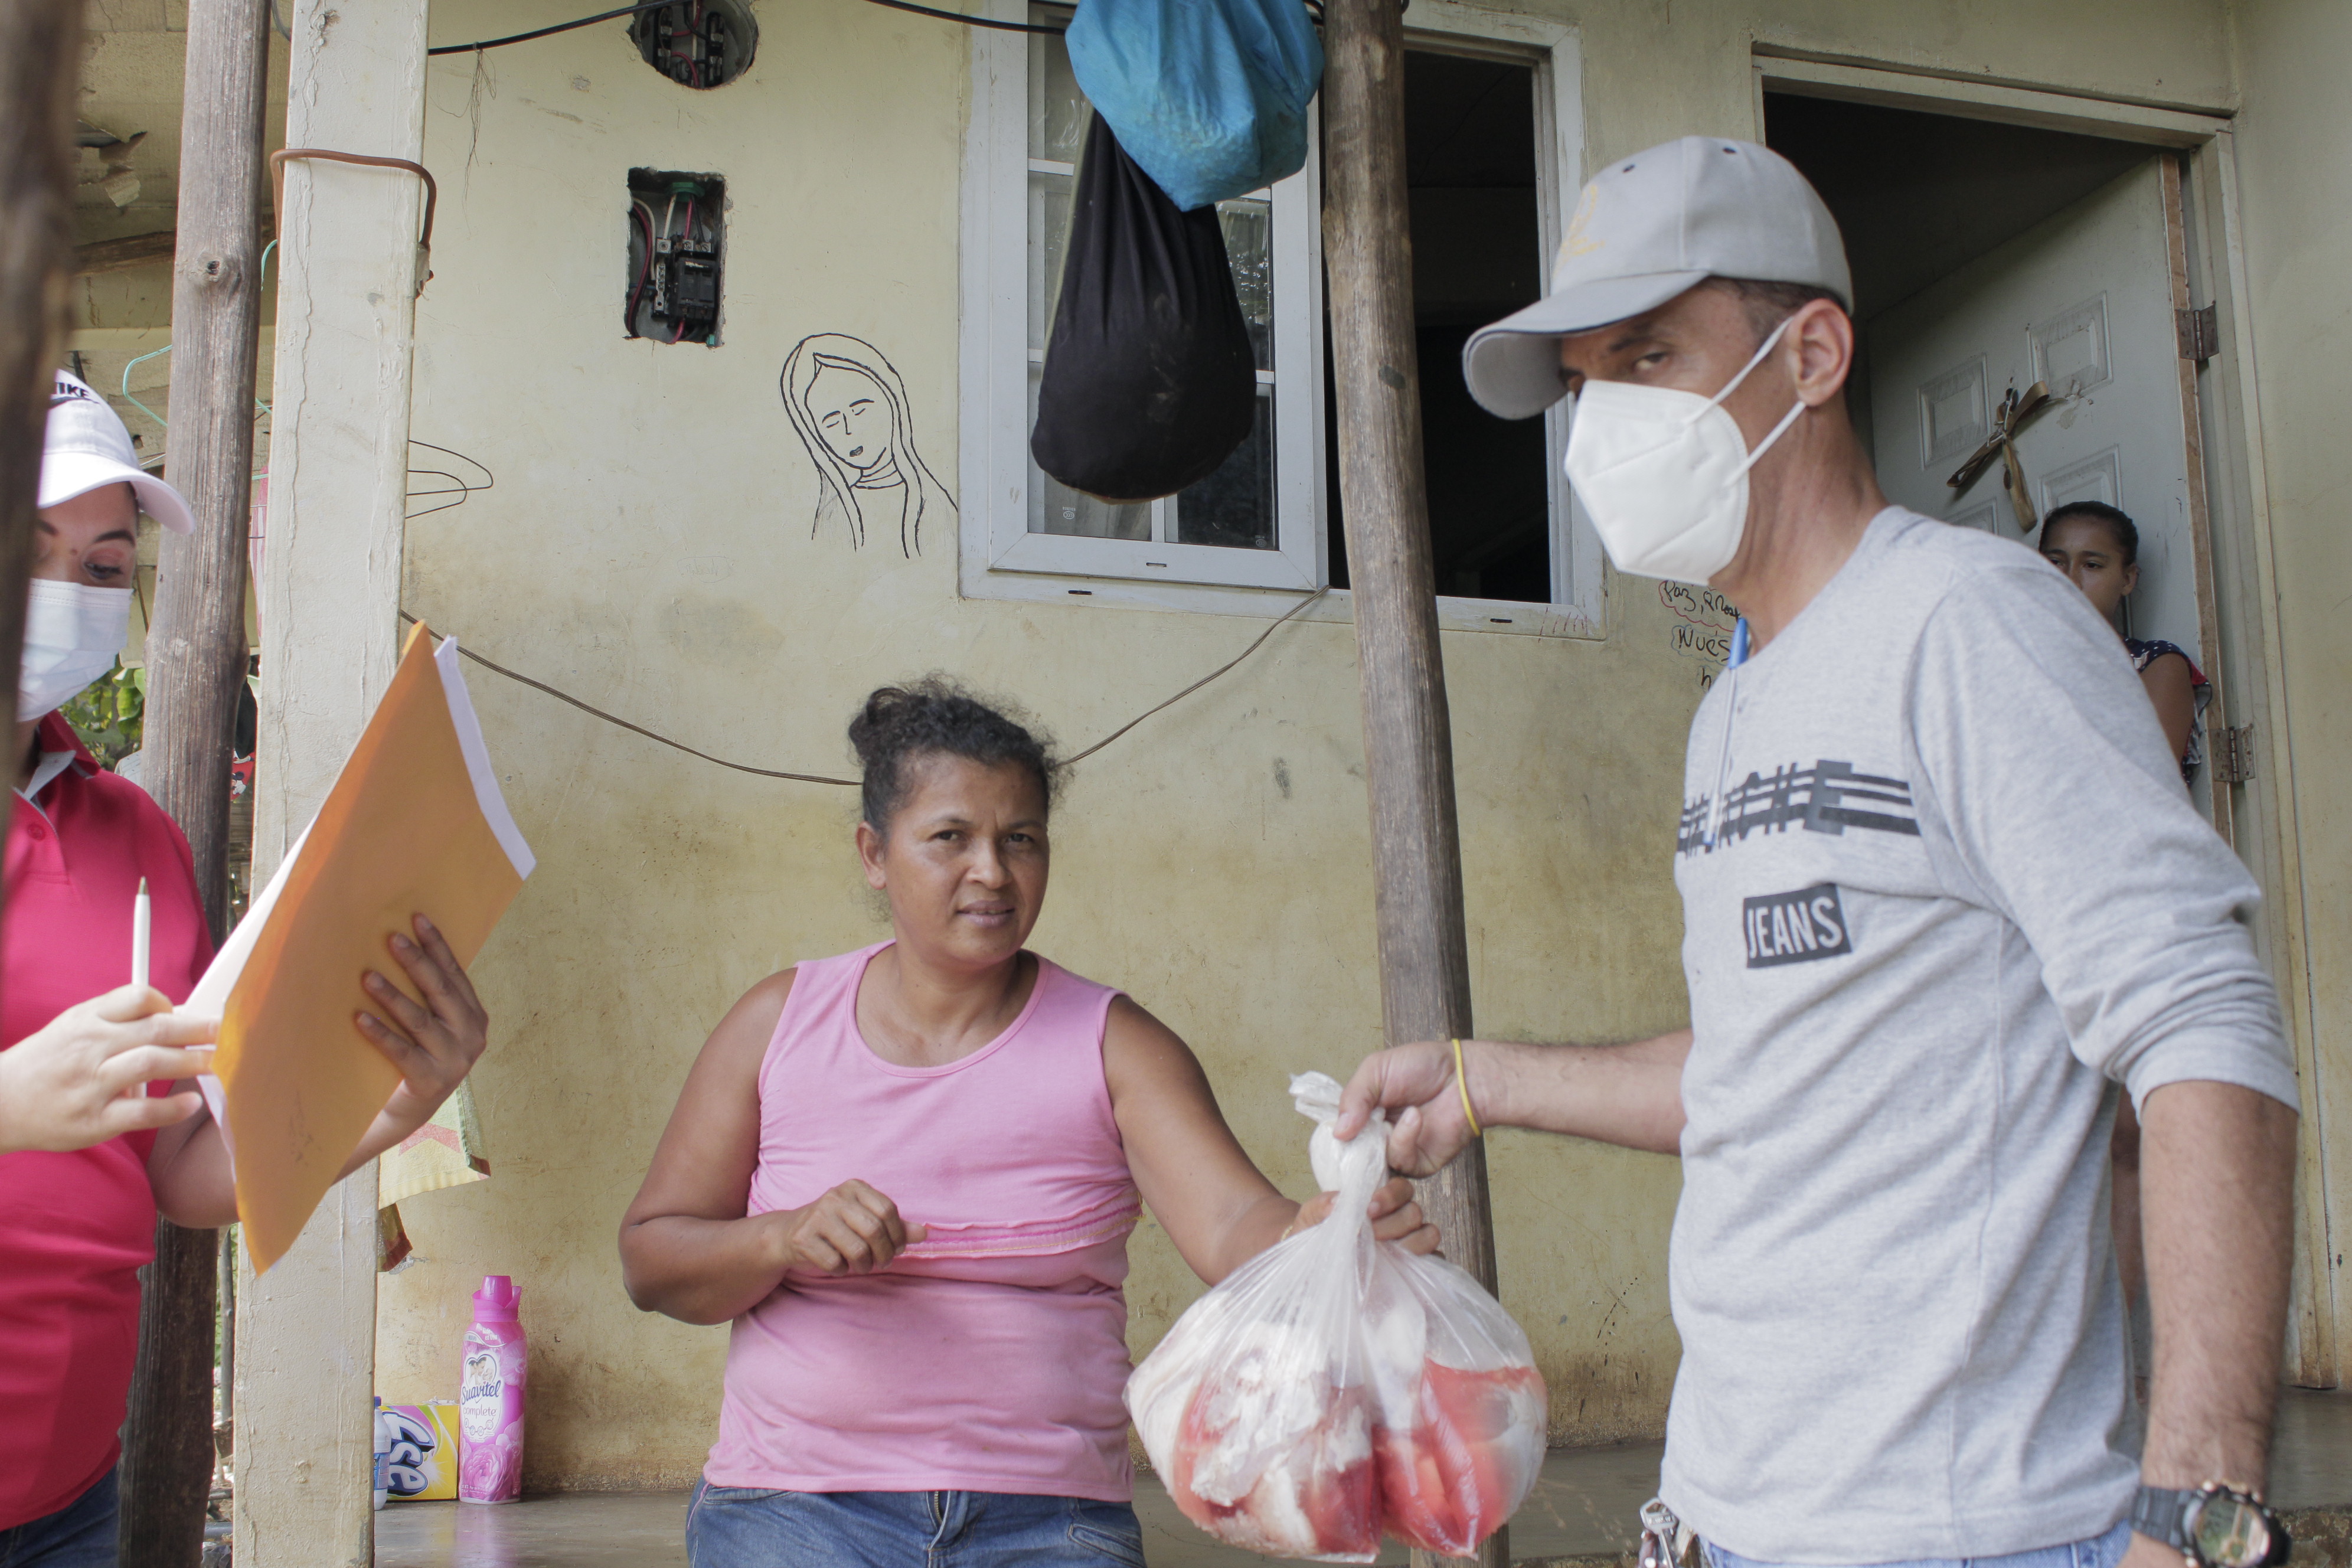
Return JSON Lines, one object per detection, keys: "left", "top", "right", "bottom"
{"left": 381, "top": 1402, "right": 461, "bottom": 1501}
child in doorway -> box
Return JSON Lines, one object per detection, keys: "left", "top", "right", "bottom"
{"left": 2037, "top": 499, "right": 2210, "bottom": 782}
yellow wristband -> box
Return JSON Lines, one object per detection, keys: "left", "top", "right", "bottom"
{"left": 1452, "top": 1038, "right": 1483, "bottom": 1139}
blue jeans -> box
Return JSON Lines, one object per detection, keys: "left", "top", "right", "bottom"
{"left": 1705, "top": 1520, "right": 2134, "bottom": 1568}
{"left": 685, "top": 1484, "right": 1145, "bottom": 1568}
{"left": 0, "top": 1471, "right": 118, "bottom": 1568}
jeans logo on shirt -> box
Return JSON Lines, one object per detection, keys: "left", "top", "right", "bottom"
{"left": 1743, "top": 883, "right": 1851, "bottom": 968}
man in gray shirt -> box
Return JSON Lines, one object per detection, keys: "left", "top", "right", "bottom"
{"left": 1339, "top": 138, "right": 2298, "bottom": 1568}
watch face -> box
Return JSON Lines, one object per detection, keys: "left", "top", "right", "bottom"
{"left": 2191, "top": 1495, "right": 2273, "bottom": 1568}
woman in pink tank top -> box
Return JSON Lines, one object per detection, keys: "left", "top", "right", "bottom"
{"left": 620, "top": 681, "right": 1435, "bottom": 1568}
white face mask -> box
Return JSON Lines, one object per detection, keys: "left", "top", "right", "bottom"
{"left": 1563, "top": 315, "right": 1808, "bottom": 584}
{"left": 19, "top": 579, "right": 130, "bottom": 721}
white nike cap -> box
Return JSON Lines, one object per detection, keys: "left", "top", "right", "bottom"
{"left": 42, "top": 368, "right": 195, "bottom": 533}
{"left": 1463, "top": 136, "right": 1852, "bottom": 419}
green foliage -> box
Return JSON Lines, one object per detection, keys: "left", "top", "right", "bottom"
{"left": 61, "top": 660, "right": 145, "bottom": 769}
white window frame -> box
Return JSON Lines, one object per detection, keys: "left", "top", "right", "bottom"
{"left": 958, "top": 0, "right": 1599, "bottom": 638}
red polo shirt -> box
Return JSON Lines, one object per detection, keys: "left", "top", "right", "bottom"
{"left": 0, "top": 714, "right": 214, "bottom": 1530}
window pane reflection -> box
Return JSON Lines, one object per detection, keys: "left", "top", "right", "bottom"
{"left": 1218, "top": 198, "right": 1274, "bottom": 371}
{"left": 1172, "top": 387, "right": 1276, "bottom": 550}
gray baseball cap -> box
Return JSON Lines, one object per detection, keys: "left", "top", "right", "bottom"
{"left": 1462, "top": 136, "right": 1852, "bottom": 419}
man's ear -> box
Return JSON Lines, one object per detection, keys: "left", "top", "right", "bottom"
{"left": 1787, "top": 298, "right": 1857, "bottom": 410}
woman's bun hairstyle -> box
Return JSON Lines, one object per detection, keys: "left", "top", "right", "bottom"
{"left": 850, "top": 677, "right": 1057, "bottom": 835}
{"left": 2040, "top": 499, "right": 2139, "bottom": 567}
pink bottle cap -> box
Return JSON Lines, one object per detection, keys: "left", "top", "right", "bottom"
{"left": 472, "top": 1274, "right": 521, "bottom": 1321}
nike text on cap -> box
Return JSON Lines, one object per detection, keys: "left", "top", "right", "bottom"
{"left": 41, "top": 369, "right": 195, "bottom": 533}
{"left": 1462, "top": 136, "right": 1853, "bottom": 420}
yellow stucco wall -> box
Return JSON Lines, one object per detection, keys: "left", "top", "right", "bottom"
{"left": 2223, "top": 0, "right": 2352, "bottom": 1381}
{"left": 355, "top": 0, "right": 2253, "bottom": 1491}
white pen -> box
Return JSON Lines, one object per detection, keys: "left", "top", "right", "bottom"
{"left": 131, "top": 876, "right": 150, "bottom": 992}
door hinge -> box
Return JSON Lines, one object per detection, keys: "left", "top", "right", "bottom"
{"left": 2177, "top": 303, "right": 2220, "bottom": 364}
{"left": 2213, "top": 721, "right": 2256, "bottom": 785}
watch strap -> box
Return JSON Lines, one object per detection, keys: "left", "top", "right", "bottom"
{"left": 2132, "top": 1487, "right": 2200, "bottom": 1556}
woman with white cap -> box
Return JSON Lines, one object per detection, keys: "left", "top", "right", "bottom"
{"left": 0, "top": 371, "right": 495, "bottom": 1566}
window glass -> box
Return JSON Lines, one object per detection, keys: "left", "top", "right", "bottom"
{"left": 1027, "top": 24, "right": 1087, "bottom": 164}
{"left": 1219, "top": 197, "right": 1275, "bottom": 372}
{"left": 1173, "top": 387, "right": 1276, "bottom": 550}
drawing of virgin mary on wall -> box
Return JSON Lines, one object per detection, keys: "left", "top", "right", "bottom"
{"left": 780, "top": 333, "right": 955, "bottom": 557}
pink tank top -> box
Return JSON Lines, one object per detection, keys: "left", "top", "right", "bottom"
{"left": 704, "top": 942, "right": 1141, "bottom": 1501}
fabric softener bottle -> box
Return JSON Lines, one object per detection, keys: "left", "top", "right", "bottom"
{"left": 458, "top": 1275, "right": 527, "bottom": 1502}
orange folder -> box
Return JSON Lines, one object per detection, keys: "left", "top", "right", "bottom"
{"left": 193, "top": 624, "right": 535, "bottom": 1272}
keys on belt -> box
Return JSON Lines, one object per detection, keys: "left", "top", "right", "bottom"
{"left": 1641, "top": 1498, "right": 1698, "bottom": 1568}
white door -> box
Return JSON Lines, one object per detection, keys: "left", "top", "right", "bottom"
{"left": 1867, "top": 156, "right": 2211, "bottom": 814}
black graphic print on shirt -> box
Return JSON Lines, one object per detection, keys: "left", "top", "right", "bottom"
{"left": 1743, "top": 883, "right": 1852, "bottom": 968}
{"left": 1678, "top": 760, "right": 1920, "bottom": 857}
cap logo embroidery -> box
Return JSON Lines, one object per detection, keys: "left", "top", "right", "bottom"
{"left": 1561, "top": 183, "right": 1603, "bottom": 260}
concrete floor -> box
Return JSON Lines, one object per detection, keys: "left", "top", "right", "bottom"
{"left": 375, "top": 1388, "right": 2352, "bottom": 1568}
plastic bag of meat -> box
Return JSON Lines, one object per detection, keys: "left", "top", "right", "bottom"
{"left": 1126, "top": 1072, "right": 1547, "bottom": 1562}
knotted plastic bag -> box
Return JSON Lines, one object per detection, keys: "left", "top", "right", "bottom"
{"left": 1127, "top": 1073, "right": 1547, "bottom": 1562}
{"left": 1064, "top": 0, "right": 1324, "bottom": 213}
{"left": 1030, "top": 113, "right": 1257, "bottom": 504}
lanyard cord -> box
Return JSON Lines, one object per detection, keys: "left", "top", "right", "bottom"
{"left": 1702, "top": 616, "right": 1749, "bottom": 850}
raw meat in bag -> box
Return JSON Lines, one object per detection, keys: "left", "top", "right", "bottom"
{"left": 1371, "top": 1262, "right": 1549, "bottom": 1556}
{"left": 1126, "top": 1073, "right": 1547, "bottom": 1561}
{"left": 1125, "top": 1078, "right": 1385, "bottom": 1560}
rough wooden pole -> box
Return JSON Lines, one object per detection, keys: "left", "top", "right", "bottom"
{"left": 1322, "top": 3, "right": 1504, "bottom": 1565}
{"left": 236, "top": 0, "right": 428, "bottom": 1560}
{"left": 118, "top": 3, "right": 273, "bottom": 1563}
{"left": 0, "top": 0, "right": 87, "bottom": 870}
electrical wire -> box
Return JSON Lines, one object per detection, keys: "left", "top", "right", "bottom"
{"left": 429, "top": 0, "right": 1066, "bottom": 53}
{"left": 1059, "top": 587, "right": 1327, "bottom": 766}
{"left": 625, "top": 205, "right": 655, "bottom": 335}
{"left": 404, "top": 586, "right": 1327, "bottom": 787}
{"left": 855, "top": 0, "right": 1065, "bottom": 32}
{"left": 419, "top": 0, "right": 1390, "bottom": 54}
{"left": 427, "top": 0, "right": 680, "bottom": 56}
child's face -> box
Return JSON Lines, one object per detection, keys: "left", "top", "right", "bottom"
{"left": 2041, "top": 515, "right": 2137, "bottom": 623}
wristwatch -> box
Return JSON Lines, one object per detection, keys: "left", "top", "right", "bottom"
{"left": 2131, "top": 1484, "right": 2292, "bottom": 1568}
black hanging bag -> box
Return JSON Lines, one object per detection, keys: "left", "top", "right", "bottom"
{"left": 1030, "top": 115, "right": 1257, "bottom": 504}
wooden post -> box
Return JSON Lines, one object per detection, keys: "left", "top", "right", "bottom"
{"left": 116, "top": 4, "right": 275, "bottom": 1562}
{"left": 1321, "top": 2, "right": 1504, "bottom": 1565}
{"left": 235, "top": 0, "right": 428, "bottom": 1561}
{"left": 0, "top": 0, "right": 87, "bottom": 865}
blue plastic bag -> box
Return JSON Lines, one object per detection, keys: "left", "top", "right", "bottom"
{"left": 1065, "top": 0, "right": 1324, "bottom": 213}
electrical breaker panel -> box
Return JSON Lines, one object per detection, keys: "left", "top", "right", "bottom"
{"left": 625, "top": 169, "right": 724, "bottom": 345}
